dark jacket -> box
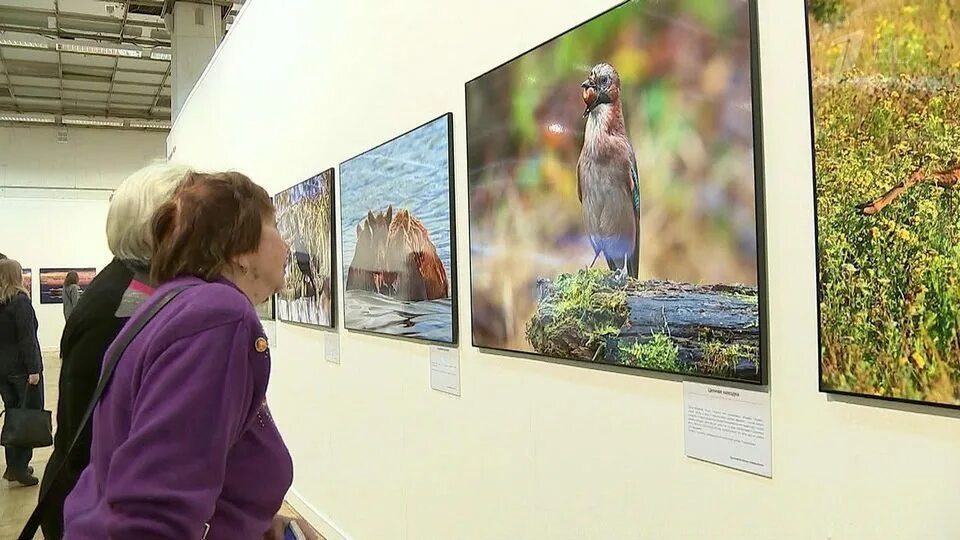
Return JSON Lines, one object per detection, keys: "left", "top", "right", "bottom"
{"left": 38, "top": 258, "right": 142, "bottom": 539}
{"left": 0, "top": 291, "right": 42, "bottom": 378}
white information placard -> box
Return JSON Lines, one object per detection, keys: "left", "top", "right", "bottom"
{"left": 429, "top": 346, "right": 460, "bottom": 396}
{"left": 324, "top": 332, "right": 340, "bottom": 364}
{"left": 683, "top": 381, "right": 771, "bottom": 478}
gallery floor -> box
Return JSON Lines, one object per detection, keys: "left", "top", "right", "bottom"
{"left": 0, "top": 353, "right": 322, "bottom": 539}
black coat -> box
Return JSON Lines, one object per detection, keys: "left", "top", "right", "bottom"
{"left": 0, "top": 291, "right": 41, "bottom": 378}
{"left": 38, "top": 258, "right": 137, "bottom": 539}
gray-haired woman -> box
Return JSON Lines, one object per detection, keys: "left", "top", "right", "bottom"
{"left": 38, "top": 161, "right": 193, "bottom": 540}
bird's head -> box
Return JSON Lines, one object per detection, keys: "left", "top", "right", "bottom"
{"left": 581, "top": 63, "right": 621, "bottom": 118}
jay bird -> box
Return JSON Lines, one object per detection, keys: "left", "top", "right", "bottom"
{"left": 577, "top": 62, "right": 641, "bottom": 279}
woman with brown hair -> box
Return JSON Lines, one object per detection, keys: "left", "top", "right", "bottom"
{"left": 62, "top": 171, "right": 315, "bottom": 539}
{"left": 0, "top": 258, "right": 43, "bottom": 487}
{"left": 61, "top": 271, "right": 81, "bottom": 321}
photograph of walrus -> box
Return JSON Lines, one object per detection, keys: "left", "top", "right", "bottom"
{"left": 339, "top": 113, "right": 457, "bottom": 344}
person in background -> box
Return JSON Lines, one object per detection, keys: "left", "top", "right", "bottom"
{"left": 0, "top": 258, "right": 43, "bottom": 487}
{"left": 63, "top": 171, "right": 316, "bottom": 540}
{"left": 61, "top": 271, "right": 80, "bottom": 321}
{"left": 37, "top": 161, "right": 193, "bottom": 540}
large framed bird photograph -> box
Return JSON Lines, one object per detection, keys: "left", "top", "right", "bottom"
{"left": 275, "top": 168, "right": 336, "bottom": 328}
{"left": 808, "top": 1, "right": 960, "bottom": 408}
{"left": 465, "top": 0, "right": 767, "bottom": 383}
{"left": 339, "top": 113, "right": 458, "bottom": 344}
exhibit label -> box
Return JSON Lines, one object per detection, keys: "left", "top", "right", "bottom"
{"left": 429, "top": 346, "right": 460, "bottom": 396}
{"left": 683, "top": 381, "right": 771, "bottom": 478}
{"left": 325, "top": 332, "right": 340, "bottom": 364}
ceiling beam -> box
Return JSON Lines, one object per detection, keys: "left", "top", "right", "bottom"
{"left": 61, "top": 74, "right": 162, "bottom": 89}
{"left": 5, "top": 59, "right": 170, "bottom": 77}
{"left": 0, "top": 46, "right": 18, "bottom": 112}
{"left": 10, "top": 92, "right": 156, "bottom": 108}
{"left": 0, "top": 102, "right": 168, "bottom": 120}
{"left": 0, "top": 5, "right": 167, "bottom": 30}
{"left": 149, "top": 62, "right": 171, "bottom": 116}
{"left": 54, "top": 0, "right": 63, "bottom": 115}
{"left": 0, "top": 24, "right": 169, "bottom": 48}
{"left": 9, "top": 83, "right": 168, "bottom": 99}
{"left": 106, "top": 3, "right": 132, "bottom": 116}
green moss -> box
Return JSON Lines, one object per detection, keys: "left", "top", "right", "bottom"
{"left": 809, "top": 0, "right": 846, "bottom": 24}
{"left": 618, "top": 334, "right": 681, "bottom": 372}
{"left": 527, "top": 269, "right": 629, "bottom": 360}
{"left": 701, "top": 341, "right": 757, "bottom": 375}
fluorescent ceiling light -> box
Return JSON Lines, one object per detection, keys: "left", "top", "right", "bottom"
{"left": 128, "top": 120, "right": 171, "bottom": 130}
{"left": 0, "top": 38, "right": 49, "bottom": 49}
{"left": 62, "top": 117, "right": 125, "bottom": 127}
{"left": 0, "top": 114, "right": 55, "bottom": 124}
{"left": 150, "top": 51, "right": 172, "bottom": 61}
{"left": 56, "top": 43, "right": 142, "bottom": 58}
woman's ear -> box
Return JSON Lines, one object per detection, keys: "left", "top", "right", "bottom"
{"left": 233, "top": 254, "right": 251, "bottom": 275}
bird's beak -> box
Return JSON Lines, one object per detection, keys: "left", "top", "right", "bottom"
{"left": 581, "top": 80, "right": 598, "bottom": 118}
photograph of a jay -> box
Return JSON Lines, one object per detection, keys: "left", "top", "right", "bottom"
{"left": 466, "top": 0, "right": 766, "bottom": 382}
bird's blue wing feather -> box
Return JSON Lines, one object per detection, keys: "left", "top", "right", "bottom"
{"left": 628, "top": 145, "right": 640, "bottom": 218}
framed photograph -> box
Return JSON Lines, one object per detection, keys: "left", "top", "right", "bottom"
{"left": 275, "top": 168, "right": 337, "bottom": 328}
{"left": 807, "top": 1, "right": 960, "bottom": 407}
{"left": 22, "top": 268, "right": 32, "bottom": 300}
{"left": 39, "top": 267, "right": 96, "bottom": 304}
{"left": 465, "top": 0, "right": 767, "bottom": 383}
{"left": 339, "top": 113, "right": 458, "bottom": 344}
{"left": 255, "top": 295, "right": 275, "bottom": 321}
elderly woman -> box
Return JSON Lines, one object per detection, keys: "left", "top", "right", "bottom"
{"left": 38, "top": 161, "right": 192, "bottom": 539}
{"left": 62, "top": 171, "right": 313, "bottom": 540}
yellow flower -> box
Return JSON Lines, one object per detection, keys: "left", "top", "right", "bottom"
{"left": 911, "top": 351, "right": 925, "bottom": 369}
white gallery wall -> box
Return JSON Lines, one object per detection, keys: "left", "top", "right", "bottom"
{"left": 0, "top": 126, "right": 166, "bottom": 348}
{"left": 168, "top": 1, "right": 960, "bottom": 539}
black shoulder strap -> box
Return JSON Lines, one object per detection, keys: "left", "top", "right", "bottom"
{"left": 18, "top": 284, "right": 192, "bottom": 540}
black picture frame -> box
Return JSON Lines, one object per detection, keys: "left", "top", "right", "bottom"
{"left": 338, "top": 112, "right": 459, "bottom": 346}
{"left": 274, "top": 168, "right": 338, "bottom": 330}
{"left": 803, "top": 1, "right": 960, "bottom": 411}
{"left": 21, "top": 268, "right": 32, "bottom": 300}
{"left": 38, "top": 267, "right": 97, "bottom": 305}
{"left": 255, "top": 293, "right": 277, "bottom": 321}
{"left": 464, "top": 0, "right": 769, "bottom": 385}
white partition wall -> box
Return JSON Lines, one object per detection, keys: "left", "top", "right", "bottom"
{"left": 0, "top": 126, "right": 166, "bottom": 349}
{"left": 167, "top": 1, "right": 960, "bottom": 539}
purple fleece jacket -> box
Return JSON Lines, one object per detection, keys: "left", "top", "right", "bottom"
{"left": 63, "top": 276, "right": 293, "bottom": 540}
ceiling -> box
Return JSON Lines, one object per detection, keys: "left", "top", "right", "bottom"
{"left": 0, "top": 0, "right": 243, "bottom": 130}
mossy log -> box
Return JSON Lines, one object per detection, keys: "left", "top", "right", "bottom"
{"left": 526, "top": 270, "right": 761, "bottom": 381}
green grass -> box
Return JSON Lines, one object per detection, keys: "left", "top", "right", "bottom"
{"left": 701, "top": 340, "right": 756, "bottom": 376}
{"left": 812, "top": 0, "right": 960, "bottom": 404}
{"left": 618, "top": 333, "right": 682, "bottom": 372}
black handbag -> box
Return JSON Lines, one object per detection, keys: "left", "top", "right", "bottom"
{"left": 18, "top": 284, "right": 191, "bottom": 540}
{"left": 0, "top": 382, "right": 53, "bottom": 448}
